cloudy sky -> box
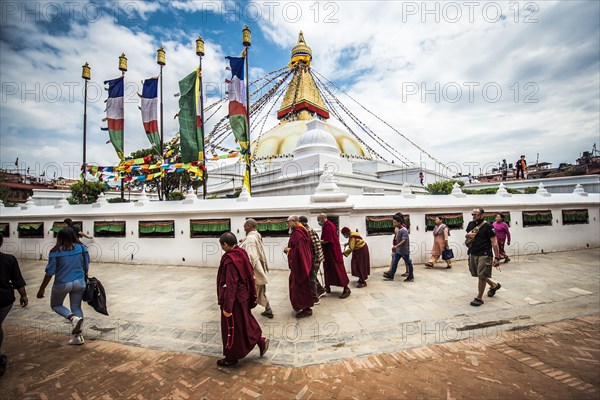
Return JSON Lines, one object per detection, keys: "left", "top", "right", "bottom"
{"left": 1, "top": 0, "right": 598, "bottom": 179}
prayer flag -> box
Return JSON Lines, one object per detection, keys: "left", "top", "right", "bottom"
{"left": 141, "top": 78, "right": 161, "bottom": 155}
{"left": 103, "top": 76, "right": 125, "bottom": 160}
{"left": 177, "top": 69, "right": 204, "bottom": 168}
{"left": 226, "top": 56, "right": 250, "bottom": 192}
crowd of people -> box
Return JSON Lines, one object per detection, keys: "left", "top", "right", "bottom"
{"left": 215, "top": 209, "right": 511, "bottom": 366}
{"left": 0, "top": 209, "right": 510, "bottom": 370}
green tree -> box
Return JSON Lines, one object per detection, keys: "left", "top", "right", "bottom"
{"left": 0, "top": 170, "right": 16, "bottom": 206}
{"left": 126, "top": 142, "right": 200, "bottom": 200}
{"left": 69, "top": 181, "right": 106, "bottom": 204}
{"left": 167, "top": 191, "right": 185, "bottom": 201}
{"left": 426, "top": 180, "right": 464, "bottom": 195}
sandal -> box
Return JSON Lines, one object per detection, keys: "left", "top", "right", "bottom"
{"left": 487, "top": 283, "right": 501, "bottom": 297}
{"left": 470, "top": 298, "right": 484, "bottom": 306}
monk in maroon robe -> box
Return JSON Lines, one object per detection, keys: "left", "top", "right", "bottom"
{"left": 284, "top": 216, "right": 314, "bottom": 318}
{"left": 217, "top": 232, "right": 269, "bottom": 367}
{"left": 317, "top": 214, "right": 351, "bottom": 298}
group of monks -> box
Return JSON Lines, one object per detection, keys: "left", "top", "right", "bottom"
{"left": 215, "top": 213, "right": 371, "bottom": 367}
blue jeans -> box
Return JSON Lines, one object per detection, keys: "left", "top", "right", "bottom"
{"left": 390, "top": 253, "right": 414, "bottom": 279}
{"left": 51, "top": 278, "right": 86, "bottom": 319}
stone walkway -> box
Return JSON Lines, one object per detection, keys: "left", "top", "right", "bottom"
{"left": 2, "top": 248, "right": 599, "bottom": 398}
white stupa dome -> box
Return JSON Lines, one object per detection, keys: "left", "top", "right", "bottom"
{"left": 294, "top": 119, "right": 340, "bottom": 158}
{"left": 252, "top": 120, "right": 370, "bottom": 161}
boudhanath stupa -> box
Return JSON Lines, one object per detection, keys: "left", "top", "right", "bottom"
{"left": 207, "top": 32, "right": 447, "bottom": 197}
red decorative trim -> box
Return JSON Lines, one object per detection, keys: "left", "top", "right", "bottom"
{"left": 277, "top": 101, "right": 329, "bottom": 120}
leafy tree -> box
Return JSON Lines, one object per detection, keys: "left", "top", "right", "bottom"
{"left": 462, "top": 187, "right": 521, "bottom": 195}
{"left": 167, "top": 191, "right": 185, "bottom": 201}
{"left": 0, "top": 170, "right": 16, "bottom": 206}
{"left": 426, "top": 180, "right": 464, "bottom": 195}
{"left": 68, "top": 181, "right": 106, "bottom": 204}
{"left": 126, "top": 142, "right": 200, "bottom": 200}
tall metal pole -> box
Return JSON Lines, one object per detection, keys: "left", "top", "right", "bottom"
{"left": 118, "top": 53, "right": 127, "bottom": 201}
{"left": 81, "top": 63, "right": 90, "bottom": 204}
{"left": 196, "top": 36, "right": 207, "bottom": 199}
{"left": 242, "top": 25, "right": 252, "bottom": 195}
{"left": 157, "top": 47, "right": 166, "bottom": 201}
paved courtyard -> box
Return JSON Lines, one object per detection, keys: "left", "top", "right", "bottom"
{"left": 1, "top": 248, "right": 599, "bottom": 398}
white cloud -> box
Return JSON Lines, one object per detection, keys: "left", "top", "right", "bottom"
{"left": 1, "top": 0, "right": 598, "bottom": 181}
{"left": 0, "top": 13, "right": 230, "bottom": 177}
{"left": 253, "top": 0, "right": 599, "bottom": 172}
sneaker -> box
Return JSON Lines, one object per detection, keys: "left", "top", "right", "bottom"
{"left": 312, "top": 298, "right": 320, "bottom": 305}
{"left": 357, "top": 282, "right": 367, "bottom": 288}
{"left": 487, "top": 283, "right": 501, "bottom": 297}
{"left": 383, "top": 272, "right": 394, "bottom": 280}
{"left": 68, "top": 334, "right": 85, "bottom": 345}
{"left": 317, "top": 288, "right": 327, "bottom": 298}
{"left": 470, "top": 298, "right": 484, "bottom": 307}
{"left": 401, "top": 272, "right": 409, "bottom": 276}
{"left": 259, "top": 338, "right": 270, "bottom": 358}
{"left": 404, "top": 277, "right": 414, "bottom": 282}
{"left": 71, "top": 316, "right": 83, "bottom": 335}
{"left": 217, "top": 359, "right": 238, "bottom": 367}
{"left": 261, "top": 310, "right": 274, "bottom": 319}
{"left": 339, "top": 290, "right": 351, "bottom": 299}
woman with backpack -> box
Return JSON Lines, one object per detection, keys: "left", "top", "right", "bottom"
{"left": 425, "top": 217, "right": 452, "bottom": 269}
{"left": 37, "top": 228, "right": 89, "bottom": 345}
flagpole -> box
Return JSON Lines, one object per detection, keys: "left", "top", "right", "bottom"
{"left": 196, "top": 36, "right": 207, "bottom": 199}
{"left": 242, "top": 25, "right": 252, "bottom": 195}
{"left": 157, "top": 47, "right": 166, "bottom": 201}
{"left": 81, "top": 63, "right": 91, "bottom": 204}
{"left": 118, "top": 53, "right": 127, "bottom": 201}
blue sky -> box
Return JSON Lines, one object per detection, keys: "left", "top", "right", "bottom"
{"left": 1, "top": 0, "right": 599, "bottom": 179}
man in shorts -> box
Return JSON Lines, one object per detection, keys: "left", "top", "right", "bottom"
{"left": 465, "top": 208, "right": 502, "bottom": 306}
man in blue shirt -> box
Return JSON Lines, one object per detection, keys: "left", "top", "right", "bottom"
{"left": 383, "top": 214, "right": 414, "bottom": 282}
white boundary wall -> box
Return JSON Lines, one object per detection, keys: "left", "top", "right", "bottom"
{"left": 1, "top": 192, "right": 598, "bottom": 270}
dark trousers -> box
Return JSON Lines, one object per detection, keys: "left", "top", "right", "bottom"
{"left": 516, "top": 168, "right": 525, "bottom": 179}
{"left": 0, "top": 303, "right": 13, "bottom": 351}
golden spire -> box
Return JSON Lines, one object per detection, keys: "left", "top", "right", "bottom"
{"left": 277, "top": 32, "right": 329, "bottom": 122}
{"left": 290, "top": 31, "right": 312, "bottom": 67}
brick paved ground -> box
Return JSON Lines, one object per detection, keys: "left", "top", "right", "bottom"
{"left": 2, "top": 315, "right": 598, "bottom": 399}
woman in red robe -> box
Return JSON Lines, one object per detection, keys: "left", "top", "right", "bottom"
{"left": 317, "top": 214, "right": 351, "bottom": 298}
{"left": 217, "top": 232, "right": 269, "bottom": 367}
{"left": 285, "top": 216, "right": 314, "bottom": 318}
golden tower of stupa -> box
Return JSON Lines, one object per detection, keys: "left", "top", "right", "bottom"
{"left": 252, "top": 32, "right": 370, "bottom": 161}
{"left": 277, "top": 32, "right": 330, "bottom": 122}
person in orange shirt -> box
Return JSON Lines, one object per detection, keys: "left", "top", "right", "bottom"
{"left": 515, "top": 155, "right": 527, "bottom": 179}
